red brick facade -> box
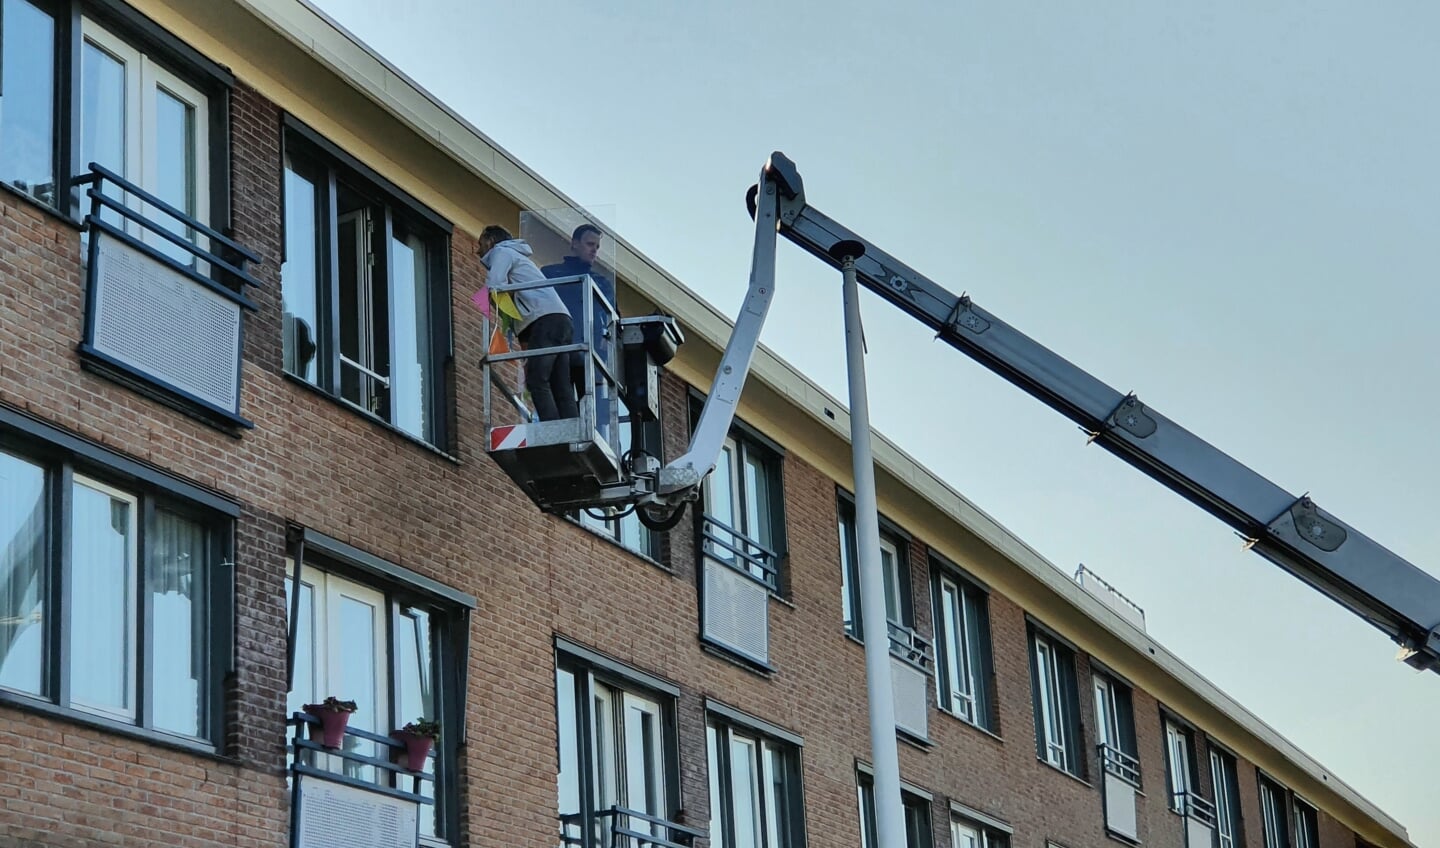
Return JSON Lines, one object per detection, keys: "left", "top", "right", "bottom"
{"left": 0, "top": 12, "right": 1399, "bottom": 848}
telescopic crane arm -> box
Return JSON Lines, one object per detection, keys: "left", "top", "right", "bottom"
{"left": 749, "top": 151, "right": 1440, "bottom": 673}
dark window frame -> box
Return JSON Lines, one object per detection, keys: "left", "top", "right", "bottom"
{"left": 1160, "top": 709, "right": 1202, "bottom": 812}
{"left": 1257, "top": 772, "right": 1292, "bottom": 848}
{"left": 857, "top": 769, "right": 933, "bottom": 848}
{"left": 280, "top": 116, "right": 455, "bottom": 452}
{"left": 283, "top": 528, "right": 474, "bottom": 845}
{"left": 555, "top": 640, "right": 685, "bottom": 848}
{"left": 0, "top": 412, "right": 236, "bottom": 752}
{"left": 837, "top": 490, "right": 914, "bottom": 640}
{"left": 929, "top": 554, "right": 996, "bottom": 733}
{"left": 1027, "top": 620, "right": 1085, "bottom": 779}
{"left": 1207, "top": 742, "right": 1243, "bottom": 848}
{"left": 707, "top": 702, "right": 807, "bottom": 848}
{"left": 1091, "top": 667, "right": 1138, "bottom": 788}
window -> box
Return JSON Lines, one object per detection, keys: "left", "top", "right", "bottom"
{"left": 1093, "top": 674, "right": 1138, "bottom": 783}
{"left": 1028, "top": 627, "right": 1083, "bottom": 776}
{"left": 701, "top": 430, "right": 786, "bottom": 590}
{"left": 1259, "top": 776, "right": 1290, "bottom": 848}
{"left": 1163, "top": 718, "right": 1197, "bottom": 812}
{"left": 1292, "top": 798, "right": 1318, "bottom": 848}
{"left": 707, "top": 711, "right": 805, "bottom": 848}
{"left": 931, "top": 560, "right": 995, "bottom": 731}
{"left": 858, "top": 773, "right": 932, "bottom": 848}
{"left": 1210, "top": 748, "right": 1241, "bottom": 848}
{"left": 0, "top": 2, "right": 228, "bottom": 218}
{"left": 285, "top": 538, "right": 472, "bottom": 845}
{"left": 0, "top": 441, "right": 232, "bottom": 745}
{"left": 838, "top": 498, "right": 911, "bottom": 639}
{"left": 556, "top": 647, "right": 687, "bottom": 848}
{"left": 950, "top": 815, "right": 1010, "bottom": 848}
{"left": 282, "top": 121, "right": 453, "bottom": 447}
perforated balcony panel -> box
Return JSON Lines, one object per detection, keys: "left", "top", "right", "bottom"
{"left": 1103, "top": 773, "right": 1139, "bottom": 840}
{"left": 703, "top": 558, "right": 769, "bottom": 664}
{"left": 92, "top": 234, "right": 241, "bottom": 413}
{"left": 890, "top": 655, "right": 929, "bottom": 738}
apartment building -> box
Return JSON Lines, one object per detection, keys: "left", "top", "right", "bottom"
{"left": 0, "top": 1, "right": 1414, "bottom": 847}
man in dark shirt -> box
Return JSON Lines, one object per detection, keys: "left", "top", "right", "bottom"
{"left": 542, "top": 224, "right": 617, "bottom": 437}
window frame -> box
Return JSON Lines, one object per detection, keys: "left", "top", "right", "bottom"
{"left": 283, "top": 528, "right": 473, "bottom": 846}
{"left": 1292, "top": 797, "right": 1318, "bottom": 848}
{"left": 949, "top": 809, "right": 1011, "bottom": 848}
{"left": 1258, "top": 774, "right": 1291, "bottom": 848}
{"left": 0, "top": 414, "right": 236, "bottom": 751}
{"left": 0, "top": 0, "right": 234, "bottom": 224}
{"left": 1092, "top": 670, "right": 1139, "bottom": 786}
{"left": 690, "top": 398, "right": 788, "bottom": 592}
{"left": 1209, "top": 744, "right": 1243, "bottom": 848}
{"left": 929, "top": 556, "right": 995, "bottom": 732}
{"left": 280, "top": 115, "right": 455, "bottom": 451}
{"left": 837, "top": 492, "right": 913, "bottom": 640}
{"left": 555, "top": 640, "right": 685, "bottom": 848}
{"left": 1162, "top": 714, "right": 1198, "bottom": 813}
{"left": 857, "top": 770, "right": 933, "bottom": 848}
{"left": 706, "top": 703, "right": 806, "bottom": 848}
{"left": 1027, "top": 623, "right": 1084, "bottom": 778}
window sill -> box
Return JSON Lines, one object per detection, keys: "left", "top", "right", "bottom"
{"left": 0, "top": 689, "right": 238, "bottom": 765}
{"left": 699, "top": 638, "right": 775, "bottom": 678}
{"left": 0, "top": 181, "right": 85, "bottom": 231}
{"left": 897, "top": 727, "right": 933, "bottom": 750}
{"left": 80, "top": 346, "right": 251, "bottom": 435}
{"left": 1105, "top": 829, "right": 1142, "bottom": 846}
{"left": 1036, "top": 756, "right": 1092, "bottom": 789}
{"left": 282, "top": 373, "right": 459, "bottom": 464}
{"left": 937, "top": 707, "right": 1004, "bottom": 745}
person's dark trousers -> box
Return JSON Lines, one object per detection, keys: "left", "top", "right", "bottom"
{"left": 518, "top": 313, "right": 578, "bottom": 421}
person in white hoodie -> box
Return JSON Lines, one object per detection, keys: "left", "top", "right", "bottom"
{"left": 478, "top": 225, "right": 578, "bottom": 421}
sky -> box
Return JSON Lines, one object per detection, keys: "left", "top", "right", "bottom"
{"left": 307, "top": 1, "right": 1439, "bottom": 843}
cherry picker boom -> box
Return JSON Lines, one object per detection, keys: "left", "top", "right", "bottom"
{"left": 747, "top": 151, "right": 1440, "bottom": 674}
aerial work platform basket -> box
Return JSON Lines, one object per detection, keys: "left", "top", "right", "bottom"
{"left": 481, "top": 273, "right": 684, "bottom": 520}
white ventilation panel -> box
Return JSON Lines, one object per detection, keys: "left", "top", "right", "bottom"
{"left": 890, "top": 655, "right": 929, "bottom": 739}
{"left": 703, "top": 558, "right": 769, "bottom": 664}
{"left": 1103, "top": 772, "right": 1139, "bottom": 840}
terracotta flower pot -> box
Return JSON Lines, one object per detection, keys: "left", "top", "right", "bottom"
{"left": 392, "top": 730, "right": 435, "bottom": 771}
{"left": 303, "top": 704, "right": 353, "bottom": 748}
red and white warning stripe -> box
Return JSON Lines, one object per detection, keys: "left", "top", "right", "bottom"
{"left": 490, "top": 424, "right": 528, "bottom": 451}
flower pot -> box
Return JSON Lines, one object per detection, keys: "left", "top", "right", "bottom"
{"left": 304, "top": 704, "right": 352, "bottom": 748}
{"left": 392, "top": 730, "right": 435, "bottom": 771}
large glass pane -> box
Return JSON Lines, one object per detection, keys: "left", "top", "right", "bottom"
{"left": 390, "top": 229, "right": 431, "bottom": 440}
{"left": 941, "top": 580, "right": 971, "bottom": 718}
{"left": 152, "top": 87, "right": 197, "bottom": 265}
{"left": 591, "top": 685, "right": 617, "bottom": 844}
{"left": 741, "top": 450, "right": 771, "bottom": 581}
{"left": 337, "top": 593, "right": 379, "bottom": 781}
{"left": 706, "top": 441, "right": 737, "bottom": 563}
{"left": 558, "top": 669, "right": 583, "bottom": 845}
{"left": 707, "top": 725, "right": 723, "bottom": 848}
{"left": 0, "top": 0, "right": 57, "bottom": 205}
{"left": 81, "top": 39, "right": 128, "bottom": 230}
{"left": 396, "top": 606, "right": 437, "bottom": 838}
{"left": 951, "top": 822, "right": 980, "bottom": 848}
{"left": 880, "top": 539, "right": 900, "bottom": 624}
{"left": 763, "top": 743, "right": 790, "bottom": 848}
{"left": 623, "top": 694, "right": 665, "bottom": 840}
{"left": 281, "top": 160, "right": 321, "bottom": 383}
{"left": 728, "top": 735, "right": 761, "bottom": 848}
{"left": 839, "top": 517, "right": 856, "bottom": 632}
{"left": 69, "top": 480, "right": 136, "bottom": 718}
{"left": 284, "top": 578, "right": 315, "bottom": 718}
{"left": 148, "top": 511, "right": 206, "bottom": 737}
{"left": 0, "top": 451, "right": 46, "bottom": 695}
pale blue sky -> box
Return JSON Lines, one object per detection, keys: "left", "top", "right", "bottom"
{"left": 309, "top": 1, "right": 1439, "bottom": 843}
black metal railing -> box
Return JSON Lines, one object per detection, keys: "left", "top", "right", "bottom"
{"left": 888, "top": 621, "right": 934, "bottom": 671}
{"left": 1099, "top": 743, "right": 1142, "bottom": 786}
{"left": 287, "top": 712, "right": 434, "bottom": 805}
{"left": 558, "top": 807, "right": 706, "bottom": 848}
{"left": 700, "top": 513, "right": 779, "bottom": 590}
{"left": 1174, "top": 790, "right": 1218, "bottom": 828}
{"left": 77, "top": 162, "right": 262, "bottom": 300}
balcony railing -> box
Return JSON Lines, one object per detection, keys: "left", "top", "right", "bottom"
{"left": 75, "top": 162, "right": 262, "bottom": 429}
{"left": 1099, "top": 743, "right": 1142, "bottom": 786}
{"left": 287, "top": 712, "right": 434, "bottom": 806}
{"left": 1175, "top": 790, "right": 1218, "bottom": 828}
{"left": 888, "top": 620, "right": 934, "bottom": 671}
{"left": 559, "top": 806, "right": 705, "bottom": 848}
{"left": 700, "top": 514, "right": 779, "bottom": 590}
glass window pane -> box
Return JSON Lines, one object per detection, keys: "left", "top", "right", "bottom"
{"left": 558, "top": 669, "right": 582, "bottom": 845}
{"left": 148, "top": 510, "right": 206, "bottom": 737}
{"left": 68, "top": 479, "right": 136, "bottom": 717}
{"left": 880, "top": 540, "right": 900, "bottom": 624}
{"left": 337, "top": 592, "right": 380, "bottom": 780}
{"left": 839, "top": 517, "right": 856, "bottom": 632}
{"left": 284, "top": 578, "right": 315, "bottom": 718}
{"left": 729, "top": 735, "right": 761, "bottom": 848}
{"left": 0, "top": 0, "right": 57, "bottom": 205}
{"left": 0, "top": 450, "right": 46, "bottom": 696}
{"left": 396, "top": 606, "right": 436, "bottom": 837}
{"left": 151, "top": 87, "right": 198, "bottom": 265}
{"left": 390, "top": 229, "right": 431, "bottom": 439}
{"left": 281, "top": 160, "right": 321, "bottom": 383}
{"left": 81, "top": 39, "right": 129, "bottom": 230}
{"left": 707, "top": 725, "right": 723, "bottom": 848}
